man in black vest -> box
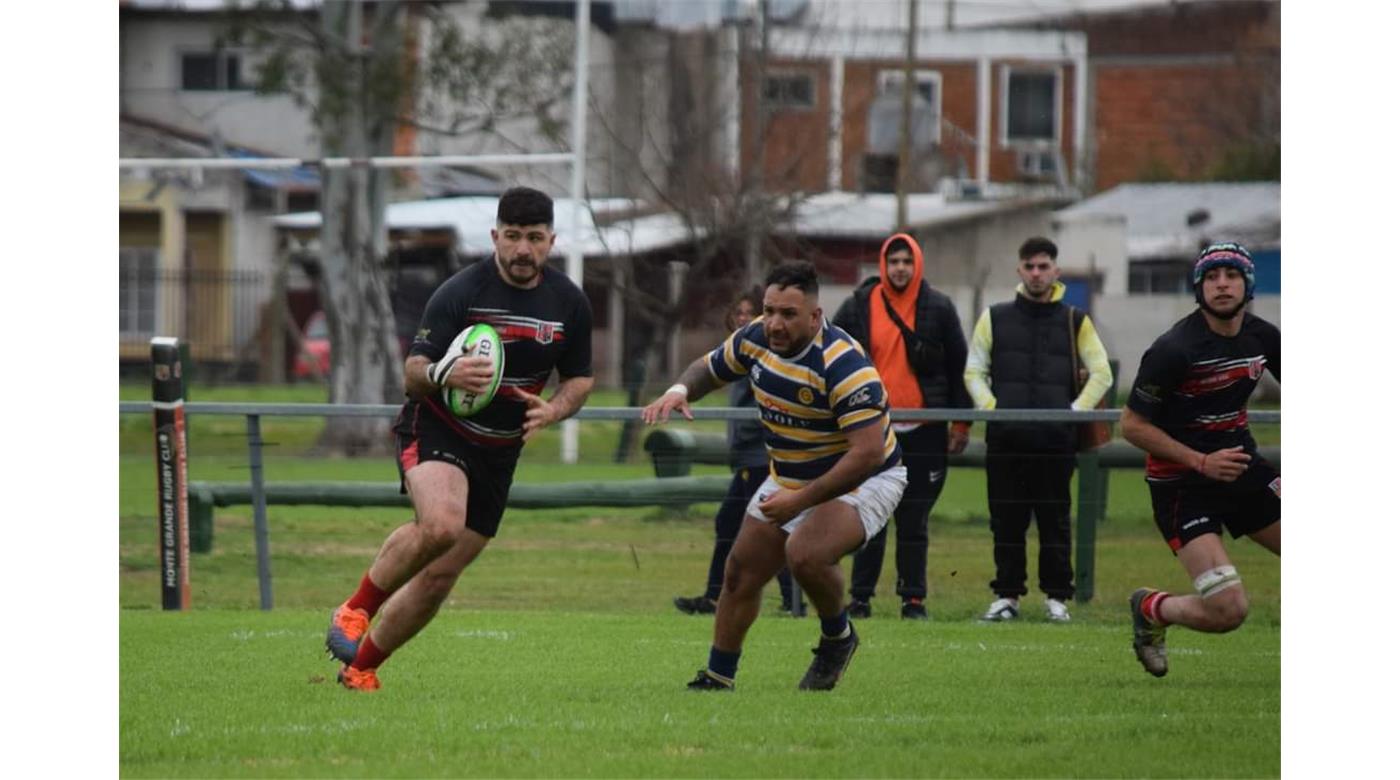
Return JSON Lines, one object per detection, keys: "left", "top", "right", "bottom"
{"left": 832, "top": 233, "right": 972, "bottom": 620}
{"left": 964, "top": 237, "right": 1112, "bottom": 622}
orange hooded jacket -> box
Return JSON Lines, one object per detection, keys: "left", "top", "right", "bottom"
{"left": 868, "top": 232, "right": 925, "bottom": 410}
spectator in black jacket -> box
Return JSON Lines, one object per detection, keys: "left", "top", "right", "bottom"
{"left": 832, "top": 233, "right": 971, "bottom": 619}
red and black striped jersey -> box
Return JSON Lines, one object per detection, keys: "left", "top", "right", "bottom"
{"left": 1126, "top": 310, "right": 1279, "bottom": 483}
{"left": 400, "top": 259, "right": 593, "bottom": 448}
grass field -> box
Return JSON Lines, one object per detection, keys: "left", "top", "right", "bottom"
{"left": 118, "top": 383, "right": 1281, "bottom": 777}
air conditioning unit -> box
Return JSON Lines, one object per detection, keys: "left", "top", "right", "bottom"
{"left": 1016, "top": 148, "right": 1059, "bottom": 179}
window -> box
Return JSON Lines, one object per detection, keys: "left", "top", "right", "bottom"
{"left": 180, "top": 50, "right": 248, "bottom": 91}
{"left": 762, "top": 73, "right": 815, "bottom": 110}
{"left": 1002, "top": 68, "right": 1059, "bottom": 145}
{"left": 875, "top": 69, "right": 942, "bottom": 145}
{"left": 120, "top": 248, "right": 160, "bottom": 338}
{"left": 1128, "top": 259, "right": 1194, "bottom": 294}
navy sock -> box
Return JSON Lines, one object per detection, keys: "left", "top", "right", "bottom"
{"left": 707, "top": 646, "right": 740, "bottom": 681}
{"left": 820, "top": 610, "right": 851, "bottom": 640}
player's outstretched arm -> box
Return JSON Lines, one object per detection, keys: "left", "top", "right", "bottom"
{"left": 1120, "top": 407, "right": 1249, "bottom": 482}
{"left": 640, "top": 356, "right": 722, "bottom": 424}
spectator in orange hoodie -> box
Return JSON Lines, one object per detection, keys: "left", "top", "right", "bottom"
{"left": 832, "top": 233, "right": 972, "bottom": 619}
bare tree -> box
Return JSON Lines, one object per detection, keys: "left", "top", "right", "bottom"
{"left": 227, "top": 0, "right": 572, "bottom": 453}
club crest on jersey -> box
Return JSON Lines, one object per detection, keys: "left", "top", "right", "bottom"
{"left": 797, "top": 387, "right": 815, "bottom": 405}
{"left": 535, "top": 322, "right": 555, "bottom": 344}
{"left": 1248, "top": 357, "right": 1265, "bottom": 380}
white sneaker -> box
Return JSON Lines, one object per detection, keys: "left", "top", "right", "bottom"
{"left": 1045, "top": 598, "right": 1071, "bottom": 622}
{"left": 980, "top": 597, "right": 1019, "bottom": 621}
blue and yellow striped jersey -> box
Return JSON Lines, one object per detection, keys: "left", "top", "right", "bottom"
{"left": 706, "top": 319, "right": 903, "bottom": 489}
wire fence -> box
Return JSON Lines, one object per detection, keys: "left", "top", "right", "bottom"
{"left": 119, "top": 266, "right": 271, "bottom": 377}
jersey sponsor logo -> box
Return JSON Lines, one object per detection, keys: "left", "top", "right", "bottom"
{"left": 1133, "top": 384, "right": 1162, "bottom": 403}
{"left": 1181, "top": 515, "right": 1211, "bottom": 531}
{"left": 845, "top": 386, "right": 872, "bottom": 408}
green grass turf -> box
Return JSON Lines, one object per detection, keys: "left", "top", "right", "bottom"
{"left": 119, "top": 465, "right": 1279, "bottom": 776}
{"left": 120, "top": 608, "right": 1278, "bottom": 778}
{"left": 118, "top": 383, "right": 1280, "bottom": 776}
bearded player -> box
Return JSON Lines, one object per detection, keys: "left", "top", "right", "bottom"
{"left": 324, "top": 187, "right": 594, "bottom": 691}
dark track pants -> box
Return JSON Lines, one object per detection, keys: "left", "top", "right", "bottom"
{"left": 849, "top": 424, "right": 948, "bottom": 602}
{"left": 985, "top": 448, "right": 1076, "bottom": 601}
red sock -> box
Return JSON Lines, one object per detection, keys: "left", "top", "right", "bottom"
{"left": 351, "top": 634, "right": 392, "bottom": 671}
{"left": 1141, "top": 591, "right": 1172, "bottom": 626}
{"left": 345, "top": 573, "right": 391, "bottom": 617}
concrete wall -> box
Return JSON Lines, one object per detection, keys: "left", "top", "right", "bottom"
{"left": 1051, "top": 211, "right": 1129, "bottom": 295}
{"left": 120, "top": 17, "right": 322, "bottom": 157}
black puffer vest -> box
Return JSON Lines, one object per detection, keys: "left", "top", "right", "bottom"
{"left": 987, "top": 295, "right": 1081, "bottom": 452}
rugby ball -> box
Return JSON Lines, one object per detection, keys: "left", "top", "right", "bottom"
{"left": 441, "top": 323, "right": 505, "bottom": 417}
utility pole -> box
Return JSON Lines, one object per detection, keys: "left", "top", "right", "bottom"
{"left": 743, "top": 0, "right": 771, "bottom": 287}
{"left": 945, "top": 0, "right": 955, "bottom": 31}
{"left": 896, "top": 0, "right": 918, "bottom": 232}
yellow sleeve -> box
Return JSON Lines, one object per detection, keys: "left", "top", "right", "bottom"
{"left": 1073, "top": 315, "right": 1113, "bottom": 409}
{"left": 963, "top": 309, "right": 996, "bottom": 410}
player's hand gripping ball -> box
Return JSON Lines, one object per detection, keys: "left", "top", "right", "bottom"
{"left": 440, "top": 323, "right": 505, "bottom": 417}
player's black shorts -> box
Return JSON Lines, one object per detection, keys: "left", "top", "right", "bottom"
{"left": 394, "top": 419, "right": 522, "bottom": 538}
{"left": 1148, "top": 460, "right": 1279, "bottom": 553}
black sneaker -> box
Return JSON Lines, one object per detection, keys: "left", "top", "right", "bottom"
{"left": 900, "top": 599, "right": 928, "bottom": 620}
{"left": 798, "top": 626, "right": 860, "bottom": 691}
{"left": 673, "top": 595, "right": 717, "bottom": 615}
{"left": 685, "top": 669, "right": 734, "bottom": 691}
{"left": 845, "top": 599, "right": 872, "bottom": 619}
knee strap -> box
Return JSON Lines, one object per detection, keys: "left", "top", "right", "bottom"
{"left": 1194, "top": 565, "right": 1242, "bottom": 598}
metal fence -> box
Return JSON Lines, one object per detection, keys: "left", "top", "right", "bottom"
{"left": 120, "top": 401, "right": 1280, "bottom": 610}
{"left": 119, "top": 267, "right": 270, "bottom": 377}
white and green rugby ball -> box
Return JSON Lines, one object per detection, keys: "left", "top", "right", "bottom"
{"left": 441, "top": 323, "right": 505, "bottom": 417}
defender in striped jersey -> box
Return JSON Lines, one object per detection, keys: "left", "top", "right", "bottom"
{"left": 643, "top": 261, "right": 907, "bottom": 691}
{"left": 1120, "top": 242, "right": 1280, "bottom": 677}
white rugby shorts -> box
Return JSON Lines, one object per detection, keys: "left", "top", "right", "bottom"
{"left": 745, "top": 465, "right": 908, "bottom": 542}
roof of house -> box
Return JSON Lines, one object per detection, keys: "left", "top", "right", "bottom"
{"left": 275, "top": 186, "right": 1077, "bottom": 257}
{"left": 274, "top": 196, "right": 694, "bottom": 257}
{"left": 1055, "top": 181, "right": 1280, "bottom": 258}
{"left": 787, "top": 189, "right": 1075, "bottom": 239}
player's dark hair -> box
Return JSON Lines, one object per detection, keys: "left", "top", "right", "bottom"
{"left": 886, "top": 237, "right": 913, "bottom": 256}
{"left": 764, "top": 261, "right": 819, "bottom": 297}
{"left": 497, "top": 187, "right": 554, "bottom": 227}
{"left": 1018, "top": 236, "right": 1058, "bottom": 261}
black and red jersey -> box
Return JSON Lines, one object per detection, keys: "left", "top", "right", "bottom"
{"left": 397, "top": 259, "right": 593, "bottom": 448}
{"left": 1126, "top": 310, "right": 1279, "bottom": 484}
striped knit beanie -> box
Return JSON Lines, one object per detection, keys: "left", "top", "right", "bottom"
{"left": 1193, "top": 242, "right": 1255, "bottom": 302}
